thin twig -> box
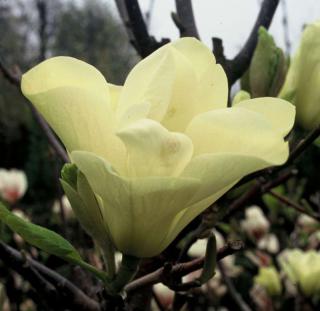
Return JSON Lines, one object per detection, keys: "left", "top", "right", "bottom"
{"left": 226, "top": 0, "right": 280, "bottom": 85}
{"left": 226, "top": 169, "right": 297, "bottom": 218}
{"left": 174, "top": 0, "right": 200, "bottom": 38}
{"left": 287, "top": 124, "right": 320, "bottom": 165}
{"left": 125, "top": 240, "right": 244, "bottom": 293}
{"left": 269, "top": 190, "right": 320, "bottom": 221}
{"left": 218, "top": 261, "right": 252, "bottom": 311}
{"left": 0, "top": 242, "right": 100, "bottom": 311}
{"left": 0, "top": 59, "right": 69, "bottom": 162}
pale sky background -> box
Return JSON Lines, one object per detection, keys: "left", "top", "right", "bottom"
{"left": 102, "top": 0, "right": 320, "bottom": 57}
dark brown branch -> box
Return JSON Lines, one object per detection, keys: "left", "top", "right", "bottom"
{"left": 218, "top": 261, "right": 252, "bottom": 311}
{"left": 226, "top": 0, "right": 280, "bottom": 85}
{"left": 287, "top": 123, "right": 320, "bottom": 165}
{"left": 269, "top": 190, "right": 320, "bottom": 221}
{"left": 226, "top": 168, "right": 297, "bottom": 218}
{"left": 125, "top": 240, "right": 244, "bottom": 293}
{"left": 0, "top": 60, "right": 69, "bottom": 162}
{"left": 0, "top": 242, "right": 100, "bottom": 311}
{"left": 174, "top": 0, "right": 200, "bottom": 38}
{"left": 115, "top": 0, "right": 169, "bottom": 57}
{"left": 36, "top": 0, "right": 48, "bottom": 61}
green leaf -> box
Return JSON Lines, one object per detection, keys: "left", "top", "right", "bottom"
{"left": 0, "top": 202, "right": 108, "bottom": 282}
{"left": 61, "top": 163, "right": 78, "bottom": 190}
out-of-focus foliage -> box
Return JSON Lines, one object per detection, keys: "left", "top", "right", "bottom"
{"left": 53, "top": 0, "right": 137, "bottom": 84}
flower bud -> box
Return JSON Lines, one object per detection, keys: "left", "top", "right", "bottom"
{"left": 241, "top": 206, "right": 270, "bottom": 241}
{"left": 249, "top": 27, "right": 287, "bottom": 97}
{"left": 254, "top": 266, "right": 282, "bottom": 296}
{"left": 279, "top": 20, "right": 320, "bottom": 130}
{"left": 279, "top": 249, "right": 320, "bottom": 297}
{"left": 0, "top": 169, "right": 27, "bottom": 204}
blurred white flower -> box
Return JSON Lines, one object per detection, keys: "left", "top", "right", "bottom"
{"left": 188, "top": 229, "right": 224, "bottom": 258}
{"left": 241, "top": 206, "right": 270, "bottom": 240}
{"left": 153, "top": 283, "right": 174, "bottom": 308}
{"left": 52, "top": 195, "right": 74, "bottom": 220}
{"left": 297, "top": 214, "right": 318, "bottom": 232}
{"left": 0, "top": 169, "right": 27, "bottom": 204}
{"left": 257, "top": 234, "right": 280, "bottom": 254}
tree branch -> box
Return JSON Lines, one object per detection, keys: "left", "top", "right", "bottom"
{"left": 225, "top": 168, "right": 297, "bottom": 219}
{"left": 0, "top": 242, "right": 100, "bottom": 311}
{"left": 114, "top": 0, "right": 169, "bottom": 57}
{"left": 0, "top": 59, "right": 69, "bottom": 162}
{"left": 36, "top": 0, "right": 48, "bottom": 61}
{"left": 226, "top": 0, "right": 280, "bottom": 85}
{"left": 269, "top": 190, "right": 320, "bottom": 221}
{"left": 218, "top": 261, "right": 252, "bottom": 311}
{"left": 174, "top": 0, "right": 200, "bottom": 38}
{"left": 125, "top": 240, "right": 244, "bottom": 293}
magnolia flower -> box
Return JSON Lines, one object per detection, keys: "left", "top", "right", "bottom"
{"left": 188, "top": 230, "right": 224, "bottom": 257}
{"left": 279, "top": 20, "right": 320, "bottom": 130}
{"left": 52, "top": 195, "right": 74, "bottom": 220}
{"left": 257, "top": 233, "right": 280, "bottom": 254}
{"left": 279, "top": 249, "right": 320, "bottom": 296}
{"left": 254, "top": 266, "right": 282, "bottom": 296}
{"left": 241, "top": 206, "right": 270, "bottom": 241}
{"left": 153, "top": 283, "right": 174, "bottom": 308}
{"left": 297, "top": 214, "right": 318, "bottom": 232}
{"left": 0, "top": 169, "right": 27, "bottom": 204}
{"left": 21, "top": 38, "right": 295, "bottom": 258}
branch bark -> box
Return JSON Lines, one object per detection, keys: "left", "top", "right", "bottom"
{"left": 174, "top": 0, "right": 200, "bottom": 38}
{"left": 226, "top": 0, "right": 280, "bottom": 85}
{"left": 0, "top": 242, "right": 100, "bottom": 311}
{"left": 125, "top": 240, "right": 244, "bottom": 293}
{"left": 114, "top": 0, "right": 168, "bottom": 57}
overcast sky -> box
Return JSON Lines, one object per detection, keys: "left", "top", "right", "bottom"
{"left": 103, "top": 0, "right": 320, "bottom": 57}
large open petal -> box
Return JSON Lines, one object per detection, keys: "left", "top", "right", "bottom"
{"left": 159, "top": 150, "right": 285, "bottom": 251}
{"left": 21, "top": 56, "right": 109, "bottom": 95}
{"left": 235, "top": 97, "right": 295, "bottom": 137}
{"left": 186, "top": 107, "right": 289, "bottom": 164}
{"left": 21, "top": 57, "right": 126, "bottom": 172}
{"left": 172, "top": 38, "right": 228, "bottom": 111}
{"left": 24, "top": 86, "right": 126, "bottom": 172}
{"left": 71, "top": 151, "right": 200, "bottom": 257}
{"left": 117, "top": 119, "right": 193, "bottom": 177}
{"left": 117, "top": 47, "right": 176, "bottom": 127}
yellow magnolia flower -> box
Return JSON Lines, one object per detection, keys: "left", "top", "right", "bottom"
{"left": 279, "top": 20, "right": 320, "bottom": 130}
{"left": 254, "top": 266, "right": 282, "bottom": 296}
{"left": 279, "top": 249, "right": 320, "bottom": 296}
{"left": 21, "top": 38, "right": 295, "bottom": 258}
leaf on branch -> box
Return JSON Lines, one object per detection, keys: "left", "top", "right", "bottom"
{"left": 0, "top": 202, "right": 108, "bottom": 282}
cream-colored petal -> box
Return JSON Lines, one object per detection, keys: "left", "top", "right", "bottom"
{"left": 71, "top": 151, "right": 200, "bottom": 257}
{"left": 172, "top": 37, "right": 228, "bottom": 111}
{"left": 21, "top": 56, "right": 126, "bottom": 172}
{"left": 117, "top": 119, "right": 193, "bottom": 177}
{"left": 160, "top": 49, "right": 198, "bottom": 132}
{"left": 21, "top": 56, "right": 109, "bottom": 96}
{"left": 24, "top": 87, "right": 126, "bottom": 173}
{"left": 117, "top": 47, "right": 175, "bottom": 127}
{"left": 235, "top": 97, "right": 296, "bottom": 137}
{"left": 159, "top": 150, "right": 282, "bottom": 250}
{"left": 109, "top": 83, "right": 122, "bottom": 112}
{"left": 172, "top": 37, "right": 217, "bottom": 77}
{"left": 186, "top": 107, "right": 289, "bottom": 164}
